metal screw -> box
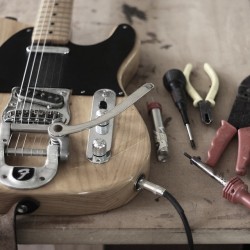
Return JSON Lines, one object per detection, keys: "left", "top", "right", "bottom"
{"left": 17, "top": 204, "right": 28, "bottom": 214}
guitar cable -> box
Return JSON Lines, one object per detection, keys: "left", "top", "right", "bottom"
{"left": 135, "top": 175, "right": 194, "bottom": 250}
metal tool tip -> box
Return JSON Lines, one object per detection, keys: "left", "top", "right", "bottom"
{"left": 184, "top": 152, "right": 192, "bottom": 159}
{"left": 190, "top": 140, "right": 196, "bottom": 149}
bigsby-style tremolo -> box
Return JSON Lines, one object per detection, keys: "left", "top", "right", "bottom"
{"left": 0, "top": 83, "right": 154, "bottom": 189}
{"left": 0, "top": 87, "right": 71, "bottom": 189}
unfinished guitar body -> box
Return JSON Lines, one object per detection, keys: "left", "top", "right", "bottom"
{"left": 0, "top": 17, "right": 151, "bottom": 215}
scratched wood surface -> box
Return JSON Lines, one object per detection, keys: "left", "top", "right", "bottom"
{"left": 0, "top": 0, "right": 250, "bottom": 245}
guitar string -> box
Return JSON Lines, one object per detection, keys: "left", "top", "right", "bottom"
{"left": 27, "top": 0, "right": 68, "bottom": 153}
{"left": 30, "top": 0, "right": 55, "bottom": 133}
{"left": 12, "top": 0, "right": 56, "bottom": 155}
{"left": 33, "top": 0, "right": 67, "bottom": 150}
{"left": 26, "top": 0, "right": 57, "bottom": 122}
{"left": 13, "top": 133, "right": 21, "bottom": 156}
{"left": 26, "top": 0, "right": 57, "bottom": 150}
{"left": 18, "top": 0, "right": 53, "bottom": 121}
{"left": 40, "top": 1, "right": 69, "bottom": 128}
{"left": 21, "top": 133, "right": 28, "bottom": 157}
{"left": 11, "top": 0, "right": 50, "bottom": 152}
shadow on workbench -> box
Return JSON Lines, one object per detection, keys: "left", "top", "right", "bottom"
{"left": 105, "top": 245, "right": 248, "bottom": 250}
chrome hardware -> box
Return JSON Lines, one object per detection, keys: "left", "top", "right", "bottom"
{"left": 91, "top": 139, "right": 109, "bottom": 163}
{"left": 3, "top": 87, "right": 71, "bottom": 124}
{"left": 136, "top": 177, "right": 166, "bottom": 196}
{"left": 86, "top": 89, "right": 116, "bottom": 164}
{"left": 95, "top": 109, "right": 109, "bottom": 135}
{"left": 16, "top": 87, "right": 64, "bottom": 109}
{"left": 0, "top": 121, "right": 70, "bottom": 189}
{"left": 0, "top": 87, "right": 71, "bottom": 189}
{"left": 0, "top": 142, "right": 59, "bottom": 189}
{"left": 48, "top": 83, "right": 154, "bottom": 137}
{"left": 26, "top": 45, "right": 70, "bottom": 54}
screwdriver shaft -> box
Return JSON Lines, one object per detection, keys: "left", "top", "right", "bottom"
{"left": 185, "top": 124, "right": 196, "bottom": 149}
{"left": 163, "top": 69, "right": 196, "bottom": 149}
{"left": 184, "top": 152, "right": 227, "bottom": 186}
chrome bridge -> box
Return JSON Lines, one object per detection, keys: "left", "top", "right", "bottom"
{"left": 0, "top": 87, "right": 71, "bottom": 189}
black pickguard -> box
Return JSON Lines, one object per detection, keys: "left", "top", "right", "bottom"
{"left": 0, "top": 24, "right": 136, "bottom": 96}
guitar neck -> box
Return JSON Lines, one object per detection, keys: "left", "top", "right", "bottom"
{"left": 32, "top": 0, "right": 73, "bottom": 45}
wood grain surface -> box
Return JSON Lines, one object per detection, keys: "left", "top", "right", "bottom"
{"left": 0, "top": 0, "right": 250, "bottom": 245}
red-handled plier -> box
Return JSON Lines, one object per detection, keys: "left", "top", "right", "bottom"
{"left": 206, "top": 75, "right": 250, "bottom": 176}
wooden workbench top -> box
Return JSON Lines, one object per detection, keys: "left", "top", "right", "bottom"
{"left": 1, "top": 0, "right": 250, "bottom": 245}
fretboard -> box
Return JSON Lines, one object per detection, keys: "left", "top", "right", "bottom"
{"left": 32, "top": 0, "right": 73, "bottom": 45}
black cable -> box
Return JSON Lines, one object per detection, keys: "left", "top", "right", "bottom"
{"left": 163, "top": 190, "right": 194, "bottom": 250}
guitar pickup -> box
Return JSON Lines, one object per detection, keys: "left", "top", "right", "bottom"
{"left": 15, "top": 87, "right": 64, "bottom": 109}
{"left": 2, "top": 87, "right": 71, "bottom": 124}
{"left": 86, "top": 89, "right": 116, "bottom": 164}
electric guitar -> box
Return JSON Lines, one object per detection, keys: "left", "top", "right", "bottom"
{"left": 0, "top": 0, "right": 151, "bottom": 215}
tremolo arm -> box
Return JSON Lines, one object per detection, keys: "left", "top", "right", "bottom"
{"left": 48, "top": 83, "right": 154, "bottom": 137}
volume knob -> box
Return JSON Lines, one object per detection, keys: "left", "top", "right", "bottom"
{"left": 92, "top": 139, "right": 108, "bottom": 163}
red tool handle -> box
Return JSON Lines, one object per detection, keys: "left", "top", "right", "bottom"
{"left": 236, "top": 127, "right": 250, "bottom": 175}
{"left": 223, "top": 176, "right": 250, "bottom": 209}
{"left": 206, "top": 120, "right": 237, "bottom": 167}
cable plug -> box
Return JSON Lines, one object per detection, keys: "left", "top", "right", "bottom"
{"left": 135, "top": 175, "right": 194, "bottom": 250}
{"left": 136, "top": 175, "right": 166, "bottom": 196}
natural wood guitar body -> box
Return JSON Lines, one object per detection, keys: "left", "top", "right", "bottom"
{"left": 0, "top": 18, "right": 151, "bottom": 215}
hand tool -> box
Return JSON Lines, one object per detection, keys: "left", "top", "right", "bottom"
{"left": 206, "top": 75, "right": 250, "bottom": 176}
{"left": 184, "top": 153, "right": 250, "bottom": 210}
{"left": 147, "top": 101, "right": 168, "bottom": 162}
{"left": 183, "top": 63, "right": 219, "bottom": 125}
{"left": 163, "top": 69, "right": 196, "bottom": 149}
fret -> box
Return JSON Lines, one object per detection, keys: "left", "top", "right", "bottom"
{"left": 32, "top": 0, "right": 73, "bottom": 45}
{"left": 33, "top": 29, "right": 70, "bottom": 35}
{"left": 36, "top": 23, "right": 71, "bottom": 30}
{"left": 39, "top": 10, "right": 73, "bottom": 15}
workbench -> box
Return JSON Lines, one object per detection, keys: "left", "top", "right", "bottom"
{"left": 0, "top": 0, "right": 250, "bottom": 247}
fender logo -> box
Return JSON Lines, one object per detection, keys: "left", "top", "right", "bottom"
{"left": 12, "top": 167, "right": 35, "bottom": 181}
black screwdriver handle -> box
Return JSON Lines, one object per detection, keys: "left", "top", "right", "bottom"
{"left": 163, "top": 69, "right": 190, "bottom": 125}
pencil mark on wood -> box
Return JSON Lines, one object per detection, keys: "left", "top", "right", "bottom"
{"left": 161, "top": 44, "right": 172, "bottom": 50}
{"left": 142, "top": 32, "right": 161, "bottom": 44}
{"left": 158, "top": 213, "right": 174, "bottom": 219}
{"left": 122, "top": 4, "right": 147, "bottom": 24}
{"left": 211, "top": 213, "right": 246, "bottom": 220}
{"left": 204, "top": 198, "right": 213, "bottom": 204}
{"left": 164, "top": 117, "right": 172, "bottom": 127}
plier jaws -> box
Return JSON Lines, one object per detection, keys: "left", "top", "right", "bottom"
{"left": 198, "top": 100, "right": 213, "bottom": 125}
{"left": 183, "top": 63, "right": 219, "bottom": 125}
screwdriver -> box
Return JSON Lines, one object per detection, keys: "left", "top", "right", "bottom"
{"left": 163, "top": 69, "right": 196, "bottom": 149}
{"left": 184, "top": 153, "right": 250, "bottom": 210}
